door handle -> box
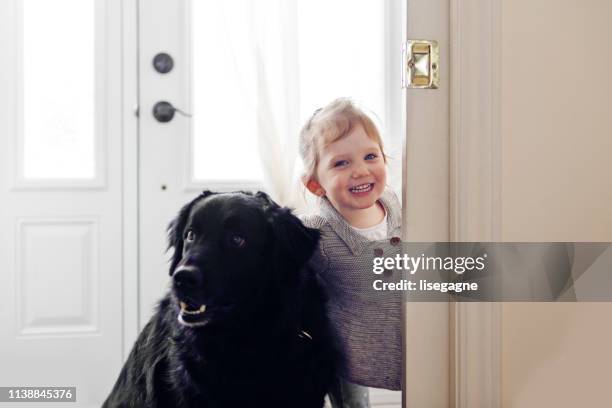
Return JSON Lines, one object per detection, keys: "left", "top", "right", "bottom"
{"left": 152, "top": 101, "right": 192, "bottom": 123}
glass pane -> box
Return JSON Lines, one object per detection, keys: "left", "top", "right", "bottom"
{"left": 192, "top": 1, "right": 262, "bottom": 182}
{"left": 191, "top": 0, "right": 387, "bottom": 183}
{"left": 22, "top": 0, "right": 95, "bottom": 179}
{"left": 297, "top": 0, "right": 386, "bottom": 127}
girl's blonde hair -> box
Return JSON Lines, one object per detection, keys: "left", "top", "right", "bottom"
{"left": 298, "top": 98, "right": 386, "bottom": 182}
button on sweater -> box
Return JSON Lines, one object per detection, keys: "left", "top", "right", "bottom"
{"left": 300, "top": 189, "right": 402, "bottom": 390}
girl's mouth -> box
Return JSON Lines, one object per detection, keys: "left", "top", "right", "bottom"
{"left": 349, "top": 183, "right": 374, "bottom": 194}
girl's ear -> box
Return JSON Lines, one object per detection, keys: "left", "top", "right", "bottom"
{"left": 304, "top": 179, "right": 325, "bottom": 197}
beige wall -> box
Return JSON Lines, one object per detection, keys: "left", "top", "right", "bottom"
{"left": 500, "top": 0, "right": 612, "bottom": 406}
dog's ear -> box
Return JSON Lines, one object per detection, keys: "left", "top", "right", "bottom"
{"left": 270, "top": 207, "right": 320, "bottom": 267}
{"left": 167, "top": 191, "right": 214, "bottom": 275}
{"left": 257, "top": 192, "right": 320, "bottom": 276}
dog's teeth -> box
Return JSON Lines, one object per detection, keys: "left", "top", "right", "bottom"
{"left": 179, "top": 301, "right": 207, "bottom": 315}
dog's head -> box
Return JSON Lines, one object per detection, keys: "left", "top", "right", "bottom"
{"left": 167, "top": 191, "right": 320, "bottom": 328}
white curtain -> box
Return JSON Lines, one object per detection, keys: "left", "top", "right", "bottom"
{"left": 212, "top": 0, "right": 400, "bottom": 212}
{"left": 216, "top": 0, "right": 306, "bottom": 210}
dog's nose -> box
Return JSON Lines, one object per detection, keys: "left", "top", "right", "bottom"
{"left": 173, "top": 266, "right": 202, "bottom": 289}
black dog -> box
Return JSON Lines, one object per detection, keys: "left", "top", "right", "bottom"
{"left": 103, "top": 191, "right": 336, "bottom": 408}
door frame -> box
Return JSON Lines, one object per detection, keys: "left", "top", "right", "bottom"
{"left": 401, "top": 0, "right": 451, "bottom": 407}
{"left": 402, "top": 0, "right": 504, "bottom": 406}
{"left": 122, "top": 0, "right": 501, "bottom": 408}
{"left": 450, "top": 0, "right": 502, "bottom": 406}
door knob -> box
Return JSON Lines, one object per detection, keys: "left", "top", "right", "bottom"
{"left": 153, "top": 52, "right": 174, "bottom": 74}
{"left": 152, "top": 101, "right": 192, "bottom": 123}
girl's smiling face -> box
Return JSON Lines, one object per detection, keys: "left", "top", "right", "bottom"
{"left": 308, "top": 124, "right": 386, "bottom": 220}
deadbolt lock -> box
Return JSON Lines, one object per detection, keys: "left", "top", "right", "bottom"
{"left": 403, "top": 40, "right": 439, "bottom": 89}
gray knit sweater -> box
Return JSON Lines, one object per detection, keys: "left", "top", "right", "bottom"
{"left": 301, "top": 190, "right": 402, "bottom": 390}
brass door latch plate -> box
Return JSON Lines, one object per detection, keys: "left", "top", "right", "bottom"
{"left": 403, "top": 40, "right": 439, "bottom": 89}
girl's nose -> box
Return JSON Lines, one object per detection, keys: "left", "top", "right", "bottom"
{"left": 352, "top": 163, "right": 369, "bottom": 178}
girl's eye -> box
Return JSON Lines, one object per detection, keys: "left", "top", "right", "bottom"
{"left": 365, "top": 153, "right": 378, "bottom": 160}
{"left": 229, "top": 234, "right": 246, "bottom": 248}
{"left": 333, "top": 160, "right": 349, "bottom": 168}
{"left": 185, "top": 230, "right": 196, "bottom": 242}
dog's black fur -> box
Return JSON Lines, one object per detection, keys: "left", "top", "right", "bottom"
{"left": 103, "top": 191, "right": 336, "bottom": 408}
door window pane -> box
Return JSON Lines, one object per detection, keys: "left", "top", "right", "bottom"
{"left": 22, "top": 0, "right": 95, "bottom": 179}
{"left": 192, "top": 0, "right": 260, "bottom": 182}
{"left": 297, "top": 0, "right": 386, "bottom": 127}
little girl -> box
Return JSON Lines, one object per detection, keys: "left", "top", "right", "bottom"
{"left": 299, "top": 98, "right": 402, "bottom": 407}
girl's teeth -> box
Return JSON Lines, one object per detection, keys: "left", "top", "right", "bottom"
{"left": 350, "top": 183, "right": 372, "bottom": 192}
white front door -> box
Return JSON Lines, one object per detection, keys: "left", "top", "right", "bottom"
{"left": 138, "top": 1, "right": 403, "bottom": 406}
{"left": 1, "top": 1, "right": 409, "bottom": 406}
{"left": 0, "top": 1, "right": 133, "bottom": 406}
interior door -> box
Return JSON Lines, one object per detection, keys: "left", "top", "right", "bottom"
{"left": 0, "top": 1, "right": 131, "bottom": 406}
{"left": 450, "top": 0, "right": 612, "bottom": 407}
{"left": 138, "top": 0, "right": 403, "bottom": 406}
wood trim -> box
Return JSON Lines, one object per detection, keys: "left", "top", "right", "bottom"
{"left": 450, "top": 0, "right": 502, "bottom": 243}
{"left": 402, "top": 0, "right": 451, "bottom": 406}
{"left": 121, "top": 0, "right": 139, "bottom": 360}
{"left": 452, "top": 303, "right": 501, "bottom": 408}
{"left": 450, "top": 0, "right": 502, "bottom": 406}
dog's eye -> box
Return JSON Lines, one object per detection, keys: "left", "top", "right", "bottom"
{"left": 185, "top": 230, "right": 196, "bottom": 242}
{"left": 229, "top": 234, "right": 246, "bottom": 248}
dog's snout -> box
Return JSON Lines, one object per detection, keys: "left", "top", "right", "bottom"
{"left": 173, "top": 266, "right": 202, "bottom": 289}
